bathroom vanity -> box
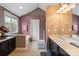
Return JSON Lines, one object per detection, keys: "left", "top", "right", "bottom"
{"left": 47, "top": 35, "right": 79, "bottom": 56}
{"left": 47, "top": 37, "right": 69, "bottom": 56}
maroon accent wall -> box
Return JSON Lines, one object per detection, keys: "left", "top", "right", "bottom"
{"left": 72, "top": 14, "right": 79, "bottom": 34}
{"left": 0, "top": 6, "right": 4, "bottom": 26}
{"left": 20, "top": 8, "right": 46, "bottom": 40}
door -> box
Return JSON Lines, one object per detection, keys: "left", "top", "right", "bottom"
{"left": 30, "top": 19, "right": 40, "bottom": 40}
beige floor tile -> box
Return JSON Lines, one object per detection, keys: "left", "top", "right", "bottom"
{"left": 9, "top": 40, "right": 46, "bottom": 56}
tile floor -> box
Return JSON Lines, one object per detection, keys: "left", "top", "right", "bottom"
{"left": 9, "top": 40, "right": 46, "bottom": 56}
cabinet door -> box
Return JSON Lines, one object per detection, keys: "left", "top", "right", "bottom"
{"left": 8, "top": 39, "right": 13, "bottom": 53}
{"left": 47, "top": 38, "right": 51, "bottom": 49}
{"left": 11, "top": 38, "right": 16, "bottom": 50}
{"left": 51, "top": 40, "right": 59, "bottom": 56}
{"left": 8, "top": 38, "right": 16, "bottom": 54}
{"left": 0, "top": 41, "right": 8, "bottom": 56}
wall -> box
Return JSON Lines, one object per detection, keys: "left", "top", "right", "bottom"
{"left": 0, "top": 6, "right": 4, "bottom": 26}
{"left": 46, "top": 5, "right": 60, "bottom": 35}
{"left": 4, "top": 10, "right": 18, "bottom": 19}
{"left": 72, "top": 14, "right": 79, "bottom": 34}
{"left": 46, "top": 4, "right": 72, "bottom": 37}
{"left": 20, "top": 8, "right": 46, "bottom": 40}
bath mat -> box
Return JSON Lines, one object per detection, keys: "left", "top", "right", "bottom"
{"left": 38, "top": 40, "right": 46, "bottom": 49}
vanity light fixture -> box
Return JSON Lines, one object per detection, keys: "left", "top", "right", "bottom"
{"left": 57, "top": 3, "right": 75, "bottom": 13}
{"left": 57, "top": 3, "right": 68, "bottom": 13}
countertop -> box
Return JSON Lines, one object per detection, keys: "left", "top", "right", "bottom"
{"left": 0, "top": 36, "right": 16, "bottom": 43}
{"left": 49, "top": 35, "right": 79, "bottom": 56}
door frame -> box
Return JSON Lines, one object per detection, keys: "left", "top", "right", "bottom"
{"left": 30, "top": 19, "right": 40, "bottom": 40}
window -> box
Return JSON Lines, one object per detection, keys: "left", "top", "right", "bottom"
{"left": 11, "top": 18, "right": 18, "bottom": 33}
{"left": 4, "top": 16, "right": 18, "bottom": 33}
{"left": 5, "top": 16, "right": 11, "bottom": 32}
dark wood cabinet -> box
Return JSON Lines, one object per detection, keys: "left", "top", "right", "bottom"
{"left": 8, "top": 37, "right": 16, "bottom": 54}
{"left": 0, "top": 37, "right": 16, "bottom": 56}
{"left": 0, "top": 40, "right": 8, "bottom": 56}
{"left": 47, "top": 38, "right": 69, "bottom": 56}
{"left": 50, "top": 39, "right": 59, "bottom": 56}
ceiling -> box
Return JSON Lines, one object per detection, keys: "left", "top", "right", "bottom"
{"left": 0, "top": 3, "right": 79, "bottom": 17}
{"left": 0, "top": 3, "right": 39, "bottom": 17}
{"left": 0, "top": 3, "right": 57, "bottom": 17}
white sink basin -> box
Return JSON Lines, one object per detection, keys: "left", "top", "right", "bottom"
{"left": 61, "top": 36, "right": 79, "bottom": 48}
{"left": 70, "top": 42, "right": 79, "bottom": 48}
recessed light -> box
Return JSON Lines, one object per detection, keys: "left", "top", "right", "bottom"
{"left": 19, "top": 6, "right": 23, "bottom": 9}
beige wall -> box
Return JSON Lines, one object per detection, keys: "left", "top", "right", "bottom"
{"left": 46, "top": 4, "right": 72, "bottom": 37}
{"left": 0, "top": 6, "right": 4, "bottom": 26}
